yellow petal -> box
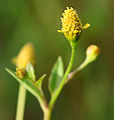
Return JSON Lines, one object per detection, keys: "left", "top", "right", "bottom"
{"left": 82, "top": 23, "right": 90, "bottom": 30}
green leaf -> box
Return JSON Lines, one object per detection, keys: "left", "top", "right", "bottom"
{"left": 36, "top": 74, "right": 46, "bottom": 91}
{"left": 26, "top": 62, "right": 36, "bottom": 81}
{"left": 6, "top": 68, "right": 43, "bottom": 101}
{"left": 48, "top": 56, "right": 64, "bottom": 94}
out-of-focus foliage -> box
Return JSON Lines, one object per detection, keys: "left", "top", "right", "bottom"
{"left": 0, "top": 0, "right": 113, "bottom": 120}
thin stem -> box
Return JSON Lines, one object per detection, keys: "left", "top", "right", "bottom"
{"left": 35, "top": 93, "right": 51, "bottom": 120}
{"left": 43, "top": 107, "right": 52, "bottom": 120}
{"left": 16, "top": 84, "right": 27, "bottom": 120}
{"left": 49, "top": 42, "right": 77, "bottom": 107}
{"left": 36, "top": 95, "right": 52, "bottom": 120}
{"left": 66, "top": 58, "right": 89, "bottom": 83}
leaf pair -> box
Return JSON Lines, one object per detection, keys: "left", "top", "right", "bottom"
{"left": 6, "top": 62, "right": 46, "bottom": 101}
{"left": 6, "top": 57, "right": 64, "bottom": 104}
{"left": 27, "top": 62, "right": 46, "bottom": 92}
{"left": 48, "top": 57, "right": 64, "bottom": 95}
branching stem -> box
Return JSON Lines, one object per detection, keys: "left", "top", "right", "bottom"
{"left": 49, "top": 42, "right": 77, "bottom": 109}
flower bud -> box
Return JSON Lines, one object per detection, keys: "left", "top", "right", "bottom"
{"left": 86, "top": 45, "right": 100, "bottom": 63}
{"left": 58, "top": 7, "right": 90, "bottom": 42}
{"left": 13, "top": 43, "right": 36, "bottom": 68}
{"left": 16, "top": 68, "right": 26, "bottom": 79}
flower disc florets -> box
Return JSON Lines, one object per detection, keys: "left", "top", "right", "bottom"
{"left": 58, "top": 7, "right": 90, "bottom": 42}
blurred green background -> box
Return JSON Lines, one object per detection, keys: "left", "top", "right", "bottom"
{"left": 0, "top": 0, "right": 113, "bottom": 120}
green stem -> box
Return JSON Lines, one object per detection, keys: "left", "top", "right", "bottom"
{"left": 43, "top": 107, "right": 52, "bottom": 120}
{"left": 66, "top": 57, "right": 89, "bottom": 83}
{"left": 49, "top": 42, "right": 77, "bottom": 108}
{"left": 35, "top": 93, "right": 51, "bottom": 120}
{"left": 16, "top": 84, "right": 27, "bottom": 120}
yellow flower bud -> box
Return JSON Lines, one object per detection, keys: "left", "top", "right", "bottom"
{"left": 86, "top": 45, "right": 100, "bottom": 63}
{"left": 13, "top": 43, "right": 36, "bottom": 68}
{"left": 58, "top": 7, "right": 90, "bottom": 41}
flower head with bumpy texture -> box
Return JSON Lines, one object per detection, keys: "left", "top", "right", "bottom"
{"left": 16, "top": 68, "right": 26, "bottom": 79}
{"left": 58, "top": 7, "right": 90, "bottom": 41}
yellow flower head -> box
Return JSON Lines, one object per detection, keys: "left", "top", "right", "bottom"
{"left": 58, "top": 7, "right": 90, "bottom": 41}
{"left": 12, "top": 43, "right": 36, "bottom": 68}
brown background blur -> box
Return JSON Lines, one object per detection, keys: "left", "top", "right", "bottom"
{"left": 0, "top": 0, "right": 114, "bottom": 120}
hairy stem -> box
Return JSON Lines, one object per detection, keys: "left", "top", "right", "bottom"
{"left": 16, "top": 84, "right": 26, "bottom": 120}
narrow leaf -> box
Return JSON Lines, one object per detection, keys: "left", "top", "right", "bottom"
{"left": 36, "top": 74, "right": 46, "bottom": 91}
{"left": 48, "top": 56, "right": 64, "bottom": 94}
{"left": 26, "top": 62, "right": 36, "bottom": 81}
{"left": 6, "top": 68, "right": 42, "bottom": 100}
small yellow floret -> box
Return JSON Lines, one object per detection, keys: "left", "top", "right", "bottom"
{"left": 58, "top": 7, "right": 90, "bottom": 41}
{"left": 12, "top": 43, "right": 36, "bottom": 68}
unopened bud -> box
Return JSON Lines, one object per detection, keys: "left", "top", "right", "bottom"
{"left": 86, "top": 45, "right": 100, "bottom": 63}
{"left": 16, "top": 68, "right": 26, "bottom": 79}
